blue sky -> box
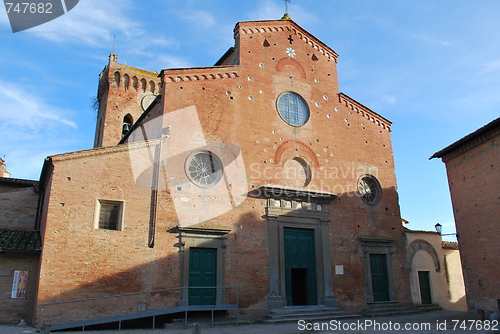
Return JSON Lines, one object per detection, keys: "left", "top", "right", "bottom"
{"left": 1, "top": 0, "right": 499, "bottom": 237}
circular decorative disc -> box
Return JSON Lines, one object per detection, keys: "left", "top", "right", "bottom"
{"left": 358, "top": 175, "right": 382, "bottom": 205}
{"left": 141, "top": 94, "right": 157, "bottom": 111}
{"left": 185, "top": 151, "right": 223, "bottom": 187}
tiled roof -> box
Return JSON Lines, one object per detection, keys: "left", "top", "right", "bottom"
{"left": 442, "top": 241, "right": 459, "bottom": 250}
{"left": 0, "top": 229, "right": 42, "bottom": 252}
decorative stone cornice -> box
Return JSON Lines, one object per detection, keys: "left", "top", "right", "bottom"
{"left": 235, "top": 20, "right": 339, "bottom": 62}
{"left": 174, "top": 226, "right": 232, "bottom": 236}
{"left": 258, "top": 185, "right": 337, "bottom": 203}
{"left": 338, "top": 93, "right": 392, "bottom": 132}
{"left": 161, "top": 66, "right": 240, "bottom": 84}
{"left": 358, "top": 237, "right": 394, "bottom": 244}
{"left": 99, "top": 62, "right": 161, "bottom": 99}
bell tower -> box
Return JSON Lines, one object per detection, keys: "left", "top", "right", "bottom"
{"left": 93, "top": 53, "right": 161, "bottom": 148}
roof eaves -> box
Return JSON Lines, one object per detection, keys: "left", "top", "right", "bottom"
{"left": 431, "top": 117, "right": 500, "bottom": 159}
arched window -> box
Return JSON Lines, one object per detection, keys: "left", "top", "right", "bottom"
{"left": 149, "top": 81, "right": 155, "bottom": 94}
{"left": 140, "top": 78, "right": 147, "bottom": 93}
{"left": 114, "top": 71, "right": 121, "bottom": 87}
{"left": 123, "top": 74, "right": 130, "bottom": 90}
{"left": 122, "top": 114, "right": 133, "bottom": 137}
{"left": 132, "top": 76, "right": 138, "bottom": 90}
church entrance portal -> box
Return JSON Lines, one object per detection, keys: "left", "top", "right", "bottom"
{"left": 370, "top": 254, "right": 390, "bottom": 302}
{"left": 284, "top": 227, "right": 317, "bottom": 305}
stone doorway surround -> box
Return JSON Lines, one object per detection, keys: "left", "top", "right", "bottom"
{"left": 359, "top": 237, "right": 397, "bottom": 304}
{"left": 173, "top": 227, "right": 231, "bottom": 307}
{"left": 259, "top": 185, "right": 338, "bottom": 310}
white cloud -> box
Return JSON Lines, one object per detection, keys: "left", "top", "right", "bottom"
{"left": 156, "top": 54, "right": 192, "bottom": 69}
{"left": 173, "top": 9, "right": 217, "bottom": 29}
{"left": 381, "top": 94, "right": 396, "bottom": 105}
{"left": 248, "top": 0, "right": 282, "bottom": 21}
{"left": 0, "top": 81, "right": 86, "bottom": 180}
{"left": 0, "top": 5, "right": 8, "bottom": 27}
{"left": 248, "top": 0, "right": 318, "bottom": 24}
{"left": 2, "top": 0, "right": 192, "bottom": 74}
{"left": 0, "top": 81, "right": 77, "bottom": 130}
{"left": 7, "top": 0, "right": 180, "bottom": 60}
{"left": 370, "top": 94, "right": 396, "bottom": 111}
{"left": 127, "top": 50, "right": 192, "bottom": 70}
{"left": 411, "top": 33, "right": 451, "bottom": 47}
{"left": 21, "top": 0, "right": 138, "bottom": 47}
{"left": 482, "top": 59, "right": 500, "bottom": 74}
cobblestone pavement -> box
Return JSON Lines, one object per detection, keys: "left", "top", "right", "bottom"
{"left": 1, "top": 311, "right": 498, "bottom": 334}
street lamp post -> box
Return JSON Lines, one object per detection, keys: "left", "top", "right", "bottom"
{"left": 434, "top": 223, "right": 458, "bottom": 237}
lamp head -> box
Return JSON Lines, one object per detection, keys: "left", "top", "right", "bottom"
{"left": 435, "top": 223, "right": 443, "bottom": 235}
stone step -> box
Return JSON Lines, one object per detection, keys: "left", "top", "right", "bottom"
{"left": 415, "top": 305, "right": 442, "bottom": 312}
{"left": 259, "top": 313, "right": 361, "bottom": 324}
{"left": 263, "top": 311, "right": 353, "bottom": 320}
{"left": 260, "top": 307, "right": 361, "bottom": 324}
{"left": 365, "top": 302, "right": 408, "bottom": 309}
{"left": 362, "top": 303, "right": 442, "bottom": 317}
{"left": 362, "top": 309, "right": 423, "bottom": 317}
{"left": 165, "top": 318, "right": 250, "bottom": 329}
{"left": 269, "top": 307, "right": 348, "bottom": 316}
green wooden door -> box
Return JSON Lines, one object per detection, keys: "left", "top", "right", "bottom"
{"left": 284, "top": 228, "right": 317, "bottom": 306}
{"left": 370, "top": 254, "right": 390, "bottom": 302}
{"left": 188, "top": 248, "right": 217, "bottom": 305}
{"left": 418, "top": 271, "right": 432, "bottom": 305}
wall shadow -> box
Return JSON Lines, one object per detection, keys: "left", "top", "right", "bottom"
{"left": 33, "top": 184, "right": 422, "bottom": 329}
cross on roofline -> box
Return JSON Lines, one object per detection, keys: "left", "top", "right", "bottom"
{"left": 283, "top": 0, "right": 291, "bottom": 13}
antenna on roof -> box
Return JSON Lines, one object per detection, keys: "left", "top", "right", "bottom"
{"left": 112, "top": 35, "right": 116, "bottom": 53}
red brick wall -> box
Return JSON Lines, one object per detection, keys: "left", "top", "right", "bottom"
{"left": 36, "top": 19, "right": 410, "bottom": 324}
{"left": 0, "top": 253, "right": 39, "bottom": 324}
{"left": 157, "top": 20, "right": 408, "bottom": 311}
{"left": 0, "top": 185, "right": 38, "bottom": 230}
{"left": 443, "top": 134, "right": 500, "bottom": 312}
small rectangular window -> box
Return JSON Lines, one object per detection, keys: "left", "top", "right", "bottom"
{"left": 95, "top": 200, "right": 124, "bottom": 230}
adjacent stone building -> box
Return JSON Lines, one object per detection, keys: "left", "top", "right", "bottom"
{"left": 0, "top": 176, "right": 41, "bottom": 324}
{"left": 431, "top": 117, "right": 500, "bottom": 313}
{"left": 404, "top": 226, "right": 466, "bottom": 311}
{"left": 33, "top": 16, "right": 413, "bottom": 326}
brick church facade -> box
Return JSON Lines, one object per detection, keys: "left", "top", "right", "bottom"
{"left": 34, "top": 17, "right": 412, "bottom": 325}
